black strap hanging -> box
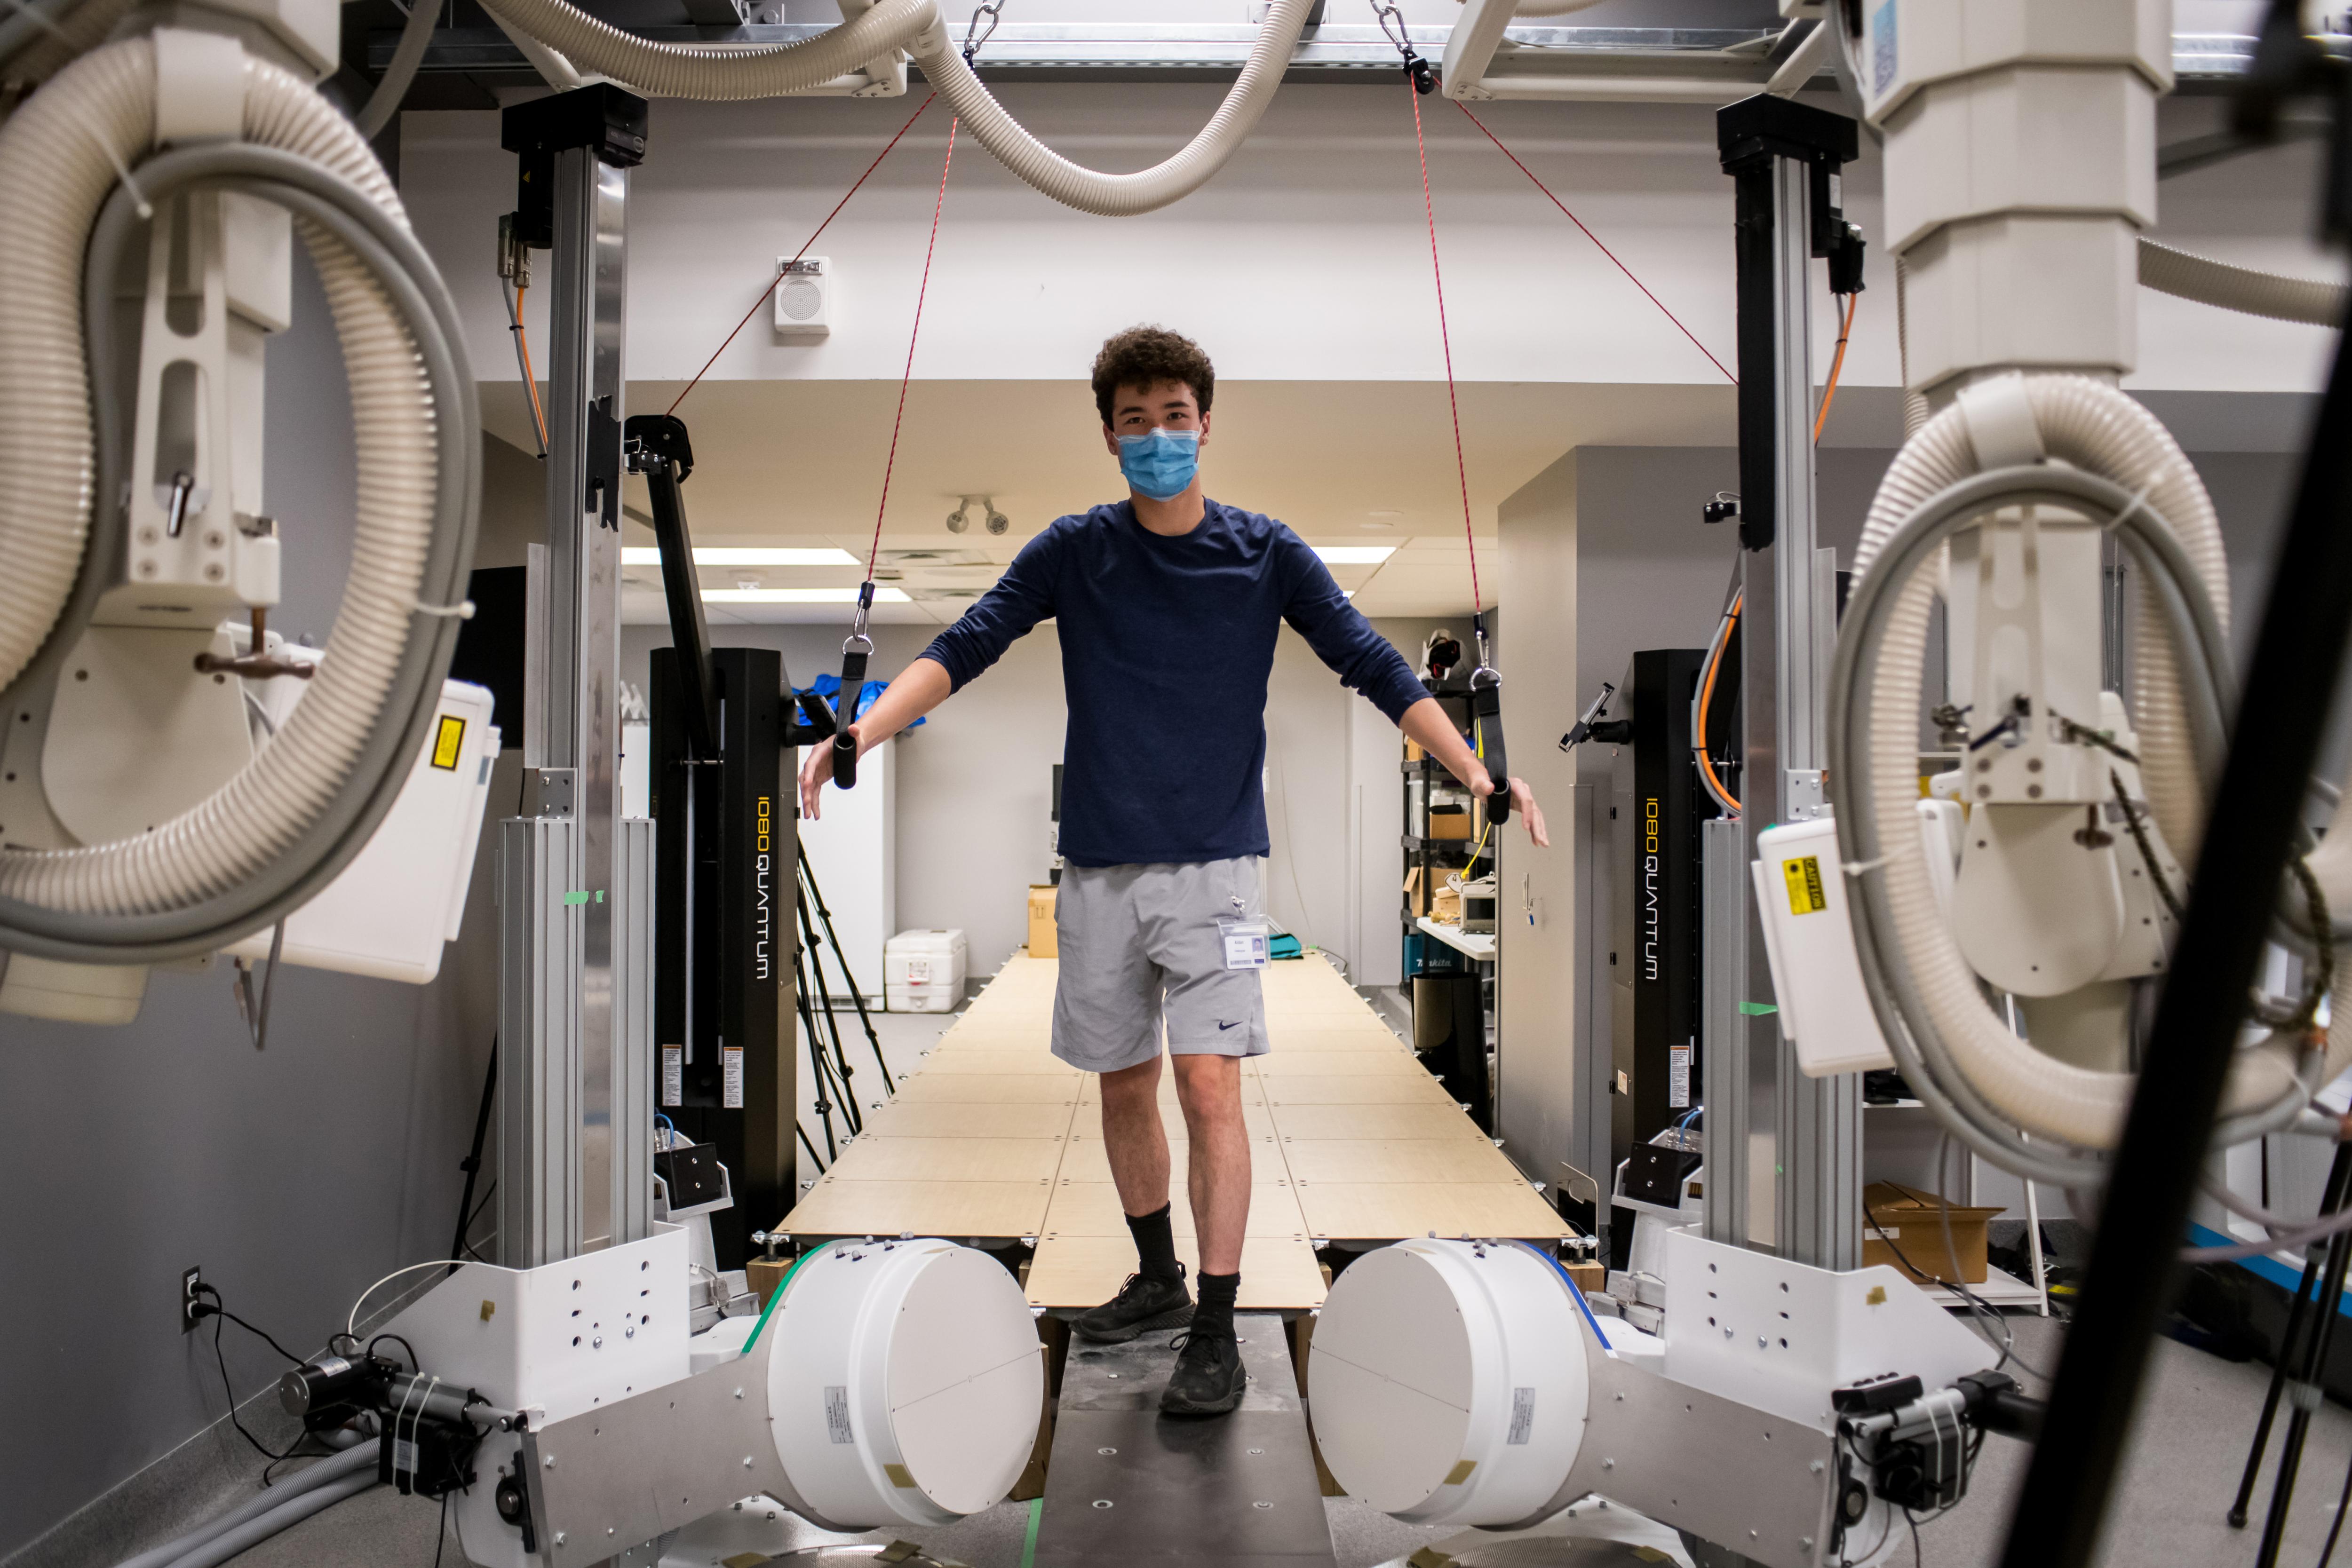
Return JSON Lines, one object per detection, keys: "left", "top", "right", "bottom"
{"left": 832, "top": 581, "right": 875, "bottom": 788}
{"left": 1469, "top": 612, "right": 1509, "bottom": 824}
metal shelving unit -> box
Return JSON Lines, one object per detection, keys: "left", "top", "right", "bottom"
{"left": 1399, "top": 690, "right": 1499, "bottom": 1131}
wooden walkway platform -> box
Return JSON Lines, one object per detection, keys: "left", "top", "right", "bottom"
{"left": 779, "top": 953, "right": 1569, "bottom": 1309}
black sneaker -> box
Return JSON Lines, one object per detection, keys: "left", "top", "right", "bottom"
{"left": 1160, "top": 1327, "right": 1246, "bottom": 1416}
{"left": 1072, "top": 1269, "right": 1193, "bottom": 1344}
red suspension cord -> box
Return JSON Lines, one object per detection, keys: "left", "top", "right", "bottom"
{"left": 1406, "top": 75, "right": 1482, "bottom": 616}
{"left": 866, "top": 116, "right": 959, "bottom": 581}
{"left": 1452, "top": 98, "right": 1737, "bottom": 387}
{"left": 667, "top": 93, "right": 938, "bottom": 418}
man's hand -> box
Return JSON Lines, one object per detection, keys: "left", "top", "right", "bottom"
{"left": 798, "top": 722, "right": 859, "bottom": 821}
{"left": 1469, "top": 766, "right": 1550, "bottom": 849}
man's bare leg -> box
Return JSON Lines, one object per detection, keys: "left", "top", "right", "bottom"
{"left": 1159, "top": 1053, "right": 1251, "bottom": 1414}
{"left": 1172, "top": 1053, "right": 1251, "bottom": 1275}
{"left": 1099, "top": 1054, "right": 1172, "bottom": 1218}
{"left": 1069, "top": 1055, "right": 1198, "bottom": 1346}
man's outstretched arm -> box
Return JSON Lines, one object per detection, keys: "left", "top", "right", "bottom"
{"left": 1399, "top": 697, "right": 1550, "bottom": 849}
{"left": 1274, "top": 533, "right": 1548, "bottom": 849}
{"left": 796, "top": 656, "right": 953, "bottom": 820}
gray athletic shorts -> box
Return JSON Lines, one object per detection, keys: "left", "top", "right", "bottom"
{"left": 1050, "top": 856, "right": 1271, "bottom": 1074}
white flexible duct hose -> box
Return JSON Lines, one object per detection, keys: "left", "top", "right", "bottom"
{"left": 1848, "top": 374, "right": 2335, "bottom": 1148}
{"left": 354, "top": 0, "right": 442, "bottom": 140}
{"left": 0, "top": 38, "right": 137, "bottom": 691}
{"left": 486, "top": 8, "right": 588, "bottom": 93}
{"left": 911, "top": 0, "right": 1315, "bottom": 216}
{"left": 2140, "top": 238, "right": 2347, "bottom": 328}
{"left": 475, "top": 0, "right": 940, "bottom": 100}
{"left": 475, "top": 0, "right": 1319, "bottom": 217}
{"left": 0, "top": 40, "right": 439, "bottom": 918}
{"left": 1856, "top": 374, "right": 2229, "bottom": 863}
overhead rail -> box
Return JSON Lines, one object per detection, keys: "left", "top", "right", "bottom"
{"left": 375, "top": 20, "right": 1791, "bottom": 88}
{"left": 348, "top": 9, "right": 2329, "bottom": 109}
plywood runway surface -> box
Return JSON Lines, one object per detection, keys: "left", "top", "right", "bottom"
{"left": 779, "top": 953, "right": 1567, "bottom": 1308}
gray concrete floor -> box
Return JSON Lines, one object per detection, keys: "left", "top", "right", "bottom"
{"left": 165, "top": 1309, "right": 2352, "bottom": 1568}
{"left": 74, "top": 990, "right": 2352, "bottom": 1567}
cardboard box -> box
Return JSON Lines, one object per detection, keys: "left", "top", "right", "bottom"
{"left": 1027, "top": 883, "right": 1058, "bottom": 959}
{"left": 1431, "top": 886, "right": 1463, "bottom": 924}
{"left": 1405, "top": 737, "right": 1427, "bottom": 762}
{"left": 1861, "top": 1181, "right": 2002, "bottom": 1285}
{"left": 1403, "top": 865, "right": 1430, "bottom": 916}
{"left": 1427, "top": 806, "right": 1473, "bottom": 840}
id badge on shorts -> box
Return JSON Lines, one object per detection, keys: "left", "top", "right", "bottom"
{"left": 1219, "top": 919, "right": 1270, "bottom": 971}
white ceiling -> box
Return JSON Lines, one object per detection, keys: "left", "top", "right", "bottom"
{"left": 482, "top": 376, "right": 1742, "bottom": 625}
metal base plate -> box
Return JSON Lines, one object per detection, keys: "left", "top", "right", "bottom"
{"left": 1032, "top": 1315, "right": 1336, "bottom": 1568}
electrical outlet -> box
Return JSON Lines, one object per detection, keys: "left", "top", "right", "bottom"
{"left": 182, "top": 1267, "right": 204, "bottom": 1333}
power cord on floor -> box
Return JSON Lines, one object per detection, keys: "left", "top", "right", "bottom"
{"left": 191, "top": 1285, "right": 305, "bottom": 1465}
{"left": 192, "top": 1284, "right": 304, "bottom": 1364}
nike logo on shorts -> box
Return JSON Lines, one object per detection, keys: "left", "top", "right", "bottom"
{"left": 1218, "top": 1020, "right": 1241, "bottom": 1030}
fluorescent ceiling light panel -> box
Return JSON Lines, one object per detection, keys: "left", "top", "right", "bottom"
{"left": 1314, "top": 546, "right": 1397, "bottom": 565}
{"left": 620, "top": 547, "right": 860, "bottom": 566}
{"left": 702, "top": 586, "right": 912, "bottom": 604}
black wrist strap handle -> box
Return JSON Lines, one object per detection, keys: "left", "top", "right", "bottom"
{"left": 831, "top": 646, "right": 866, "bottom": 787}
{"left": 1473, "top": 677, "right": 1509, "bottom": 825}
{"left": 833, "top": 583, "right": 876, "bottom": 789}
{"left": 1470, "top": 610, "right": 1508, "bottom": 825}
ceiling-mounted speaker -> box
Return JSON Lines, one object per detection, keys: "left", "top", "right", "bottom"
{"left": 774, "top": 256, "right": 832, "bottom": 340}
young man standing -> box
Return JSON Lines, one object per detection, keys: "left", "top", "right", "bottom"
{"left": 798, "top": 326, "right": 1545, "bottom": 1416}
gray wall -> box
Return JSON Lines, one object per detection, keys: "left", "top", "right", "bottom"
{"left": 1496, "top": 451, "right": 1588, "bottom": 1204}
{"left": 0, "top": 256, "right": 507, "bottom": 1561}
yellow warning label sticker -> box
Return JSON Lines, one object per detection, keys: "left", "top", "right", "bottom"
{"left": 430, "top": 714, "right": 466, "bottom": 770}
{"left": 1783, "top": 854, "right": 1827, "bottom": 915}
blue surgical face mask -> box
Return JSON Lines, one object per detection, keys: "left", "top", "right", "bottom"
{"left": 1116, "top": 427, "right": 1200, "bottom": 502}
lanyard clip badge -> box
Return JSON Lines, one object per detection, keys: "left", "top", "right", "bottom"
{"left": 1469, "top": 611, "right": 1509, "bottom": 825}
{"left": 833, "top": 581, "right": 876, "bottom": 788}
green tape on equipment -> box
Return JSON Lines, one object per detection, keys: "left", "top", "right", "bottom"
{"left": 740, "top": 1244, "right": 821, "bottom": 1355}
{"left": 1021, "top": 1497, "right": 1043, "bottom": 1568}
{"left": 563, "top": 891, "right": 591, "bottom": 906}
{"left": 1736, "top": 1001, "right": 1778, "bottom": 1016}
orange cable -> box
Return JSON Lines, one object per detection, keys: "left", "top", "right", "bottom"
{"left": 515, "top": 283, "right": 549, "bottom": 452}
{"left": 1813, "top": 291, "right": 1858, "bottom": 443}
{"left": 1696, "top": 590, "right": 1741, "bottom": 814}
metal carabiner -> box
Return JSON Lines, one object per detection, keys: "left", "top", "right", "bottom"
{"left": 1370, "top": 0, "right": 1435, "bottom": 92}
{"left": 963, "top": 0, "right": 1004, "bottom": 64}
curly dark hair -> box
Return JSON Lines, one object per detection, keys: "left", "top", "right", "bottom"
{"left": 1091, "top": 325, "right": 1215, "bottom": 426}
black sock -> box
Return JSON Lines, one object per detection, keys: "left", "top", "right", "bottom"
{"left": 1195, "top": 1271, "right": 1240, "bottom": 1338}
{"left": 1127, "top": 1204, "right": 1183, "bottom": 1284}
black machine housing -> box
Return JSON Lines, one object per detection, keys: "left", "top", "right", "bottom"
{"left": 1603, "top": 647, "right": 1737, "bottom": 1262}
{"left": 628, "top": 412, "right": 834, "bottom": 1270}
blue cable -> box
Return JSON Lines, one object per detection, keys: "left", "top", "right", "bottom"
{"left": 1508, "top": 1239, "right": 1613, "bottom": 1353}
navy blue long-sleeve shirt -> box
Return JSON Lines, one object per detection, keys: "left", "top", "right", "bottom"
{"left": 919, "top": 499, "right": 1427, "bottom": 868}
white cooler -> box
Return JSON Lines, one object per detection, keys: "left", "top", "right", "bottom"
{"left": 886, "top": 928, "right": 969, "bottom": 1014}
